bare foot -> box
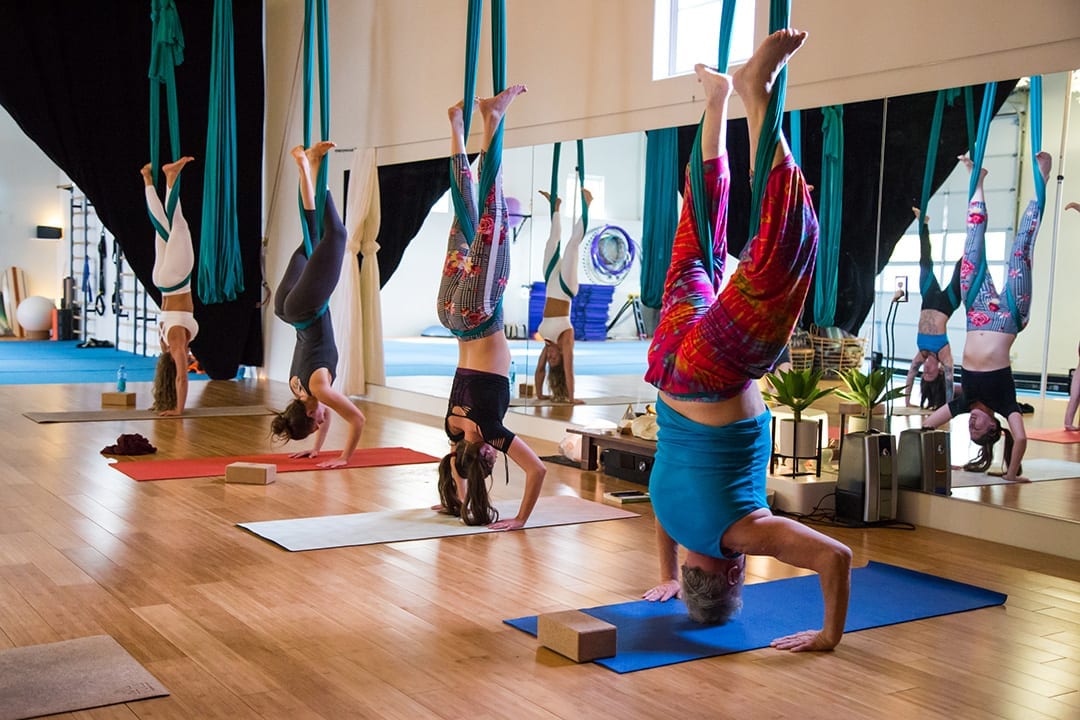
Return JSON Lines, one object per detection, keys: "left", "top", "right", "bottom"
{"left": 912, "top": 206, "right": 921, "bottom": 219}
{"left": 732, "top": 29, "right": 807, "bottom": 113}
{"left": 162, "top": 156, "right": 194, "bottom": 186}
{"left": 141, "top": 163, "right": 154, "bottom": 186}
{"left": 582, "top": 188, "right": 594, "bottom": 207}
{"left": 305, "top": 140, "right": 335, "bottom": 179}
{"left": 957, "top": 154, "right": 988, "bottom": 182}
{"left": 538, "top": 189, "right": 561, "bottom": 211}
{"left": 695, "top": 63, "right": 732, "bottom": 107}
{"left": 1035, "top": 151, "right": 1052, "bottom": 183}
{"left": 1066, "top": 201, "right": 1080, "bottom": 214}
{"left": 479, "top": 84, "right": 527, "bottom": 127}
{"left": 1065, "top": 425, "right": 1079, "bottom": 431}
{"left": 290, "top": 144, "right": 309, "bottom": 169}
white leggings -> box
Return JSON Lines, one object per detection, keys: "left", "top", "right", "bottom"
{"left": 145, "top": 185, "right": 194, "bottom": 296}
{"left": 542, "top": 211, "right": 585, "bottom": 304}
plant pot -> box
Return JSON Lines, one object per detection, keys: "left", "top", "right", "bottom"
{"left": 846, "top": 413, "right": 888, "bottom": 434}
{"left": 777, "top": 418, "right": 820, "bottom": 459}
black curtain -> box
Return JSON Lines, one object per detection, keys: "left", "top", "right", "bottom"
{"left": 369, "top": 157, "right": 453, "bottom": 287}
{"left": 0, "top": 1, "right": 265, "bottom": 380}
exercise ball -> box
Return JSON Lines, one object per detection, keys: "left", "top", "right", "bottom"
{"left": 16, "top": 295, "right": 55, "bottom": 333}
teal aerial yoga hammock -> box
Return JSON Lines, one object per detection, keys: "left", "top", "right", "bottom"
{"left": 446, "top": 0, "right": 506, "bottom": 339}
{"left": 147, "top": 0, "right": 184, "bottom": 246}
{"left": 959, "top": 79, "right": 1046, "bottom": 321}
{"left": 688, "top": 0, "right": 791, "bottom": 277}
{"left": 290, "top": 0, "right": 332, "bottom": 331}
{"left": 547, "top": 142, "right": 561, "bottom": 218}
{"left": 300, "top": 0, "right": 331, "bottom": 257}
{"left": 812, "top": 105, "right": 843, "bottom": 326}
{"left": 543, "top": 140, "right": 588, "bottom": 299}
{"left": 640, "top": 128, "right": 680, "bottom": 310}
{"left": 198, "top": 0, "right": 245, "bottom": 304}
{"left": 789, "top": 109, "right": 801, "bottom": 166}
{"left": 449, "top": 0, "right": 506, "bottom": 244}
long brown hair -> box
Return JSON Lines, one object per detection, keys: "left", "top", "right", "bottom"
{"left": 438, "top": 440, "right": 498, "bottom": 525}
{"left": 150, "top": 353, "right": 177, "bottom": 412}
{"left": 271, "top": 400, "right": 316, "bottom": 441}
{"left": 547, "top": 363, "right": 569, "bottom": 402}
{"left": 919, "top": 372, "right": 947, "bottom": 410}
{"left": 964, "top": 418, "right": 1018, "bottom": 474}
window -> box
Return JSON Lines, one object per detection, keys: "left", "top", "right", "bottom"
{"left": 561, "top": 173, "right": 606, "bottom": 220}
{"left": 653, "top": 0, "right": 755, "bottom": 80}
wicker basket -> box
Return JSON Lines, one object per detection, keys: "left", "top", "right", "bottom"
{"left": 789, "top": 346, "right": 814, "bottom": 372}
{"left": 810, "top": 334, "right": 867, "bottom": 376}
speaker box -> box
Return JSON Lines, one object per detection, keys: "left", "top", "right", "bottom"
{"left": 897, "top": 428, "right": 951, "bottom": 495}
{"left": 600, "top": 448, "right": 652, "bottom": 486}
{"left": 836, "top": 431, "right": 897, "bottom": 525}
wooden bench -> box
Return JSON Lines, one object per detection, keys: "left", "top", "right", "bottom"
{"left": 567, "top": 427, "right": 657, "bottom": 471}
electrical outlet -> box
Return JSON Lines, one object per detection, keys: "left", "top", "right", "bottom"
{"left": 895, "top": 276, "right": 909, "bottom": 303}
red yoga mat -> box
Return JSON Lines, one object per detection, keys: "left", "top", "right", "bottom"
{"left": 1027, "top": 427, "right": 1080, "bottom": 444}
{"left": 110, "top": 447, "right": 440, "bottom": 481}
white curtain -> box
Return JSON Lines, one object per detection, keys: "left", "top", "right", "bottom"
{"left": 331, "top": 147, "right": 384, "bottom": 395}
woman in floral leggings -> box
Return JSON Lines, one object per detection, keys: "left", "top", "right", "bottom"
{"left": 924, "top": 151, "right": 1052, "bottom": 482}
{"left": 434, "top": 85, "right": 546, "bottom": 532}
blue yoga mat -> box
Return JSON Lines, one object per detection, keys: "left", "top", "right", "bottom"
{"left": 0, "top": 340, "right": 203, "bottom": 385}
{"left": 504, "top": 561, "right": 1006, "bottom": 673}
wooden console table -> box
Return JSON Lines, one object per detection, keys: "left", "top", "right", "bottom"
{"left": 567, "top": 427, "right": 657, "bottom": 471}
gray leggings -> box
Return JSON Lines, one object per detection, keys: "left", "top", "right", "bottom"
{"left": 274, "top": 192, "right": 347, "bottom": 325}
{"left": 436, "top": 152, "right": 510, "bottom": 340}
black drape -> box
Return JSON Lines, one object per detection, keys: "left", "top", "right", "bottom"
{"left": 0, "top": 1, "right": 265, "bottom": 380}
{"left": 369, "top": 157, "right": 453, "bottom": 287}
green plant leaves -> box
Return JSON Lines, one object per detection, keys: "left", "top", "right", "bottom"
{"left": 762, "top": 367, "right": 835, "bottom": 420}
{"left": 834, "top": 367, "right": 904, "bottom": 410}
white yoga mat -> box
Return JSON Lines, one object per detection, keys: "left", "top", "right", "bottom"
{"left": 950, "top": 457, "right": 1080, "bottom": 488}
{"left": 510, "top": 395, "right": 644, "bottom": 408}
{"left": 239, "top": 495, "right": 638, "bottom": 551}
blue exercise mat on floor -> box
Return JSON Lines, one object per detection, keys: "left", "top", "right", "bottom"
{"left": 504, "top": 561, "right": 1006, "bottom": 673}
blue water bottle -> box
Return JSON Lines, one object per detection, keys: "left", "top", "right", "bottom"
{"left": 116, "top": 365, "right": 127, "bottom": 392}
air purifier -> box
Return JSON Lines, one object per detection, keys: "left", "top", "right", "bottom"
{"left": 836, "top": 431, "right": 897, "bottom": 524}
{"left": 897, "top": 428, "right": 951, "bottom": 495}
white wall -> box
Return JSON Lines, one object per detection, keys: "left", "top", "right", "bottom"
{"left": 0, "top": 107, "right": 69, "bottom": 302}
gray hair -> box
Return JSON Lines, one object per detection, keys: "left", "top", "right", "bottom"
{"left": 681, "top": 563, "right": 744, "bottom": 624}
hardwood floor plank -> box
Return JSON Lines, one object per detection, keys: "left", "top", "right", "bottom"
{"left": 0, "top": 378, "right": 1074, "bottom": 719}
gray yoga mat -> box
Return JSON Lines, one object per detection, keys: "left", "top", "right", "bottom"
{"left": 24, "top": 405, "right": 275, "bottom": 423}
{"left": 0, "top": 635, "right": 168, "bottom": 720}
{"left": 239, "top": 495, "right": 639, "bottom": 551}
{"left": 950, "top": 457, "right": 1080, "bottom": 487}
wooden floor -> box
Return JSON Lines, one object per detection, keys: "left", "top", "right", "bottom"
{"left": 1, "top": 378, "right": 1079, "bottom": 719}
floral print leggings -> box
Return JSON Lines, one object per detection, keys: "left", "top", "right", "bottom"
{"left": 437, "top": 152, "right": 511, "bottom": 340}
{"left": 960, "top": 199, "right": 1041, "bottom": 334}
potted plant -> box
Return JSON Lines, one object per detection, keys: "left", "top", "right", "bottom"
{"left": 762, "top": 367, "right": 835, "bottom": 462}
{"left": 835, "top": 367, "right": 905, "bottom": 434}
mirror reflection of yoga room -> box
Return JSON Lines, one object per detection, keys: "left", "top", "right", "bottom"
{"left": 1, "top": 1, "right": 1079, "bottom": 717}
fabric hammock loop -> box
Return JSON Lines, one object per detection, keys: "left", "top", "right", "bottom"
{"left": 298, "top": 0, "right": 331, "bottom": 257}
{"left": 449, "top": 0, "right": 507, "bottom": 246}
{"left": 147, "top": 0, "right": 185, "bottom": 238}
{"left": 197, "top": 0, "right": 245, "bottom": 304}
